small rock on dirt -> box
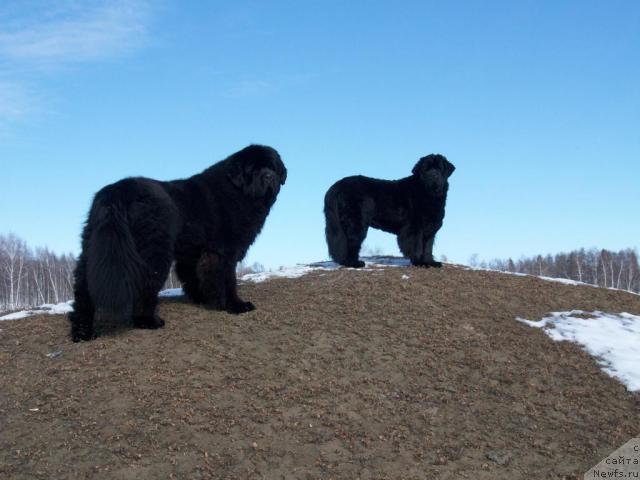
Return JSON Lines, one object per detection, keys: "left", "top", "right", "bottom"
{"left": 485, "top": 450, "right": 512, "bottom": 466}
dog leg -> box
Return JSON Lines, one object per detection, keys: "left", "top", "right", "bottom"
{"left": 397, "top": 227, "right": 419, "bottom": 263}
{"left": 340, "top": 217, "right": 367, "bottom": 268}
{"left": 400, "top": 231, "right": 441, "bottom": 268}
{"left": 343, "top": 245, "right": 366, "bottom": 268}
{"left": 223, "top": 261, "right": 255, "bottom": 314}
{"left": 132, "top": 272, "right": 167, "bottom": 329}
{"left": 196, "top": 252, "right": 229, "bottom": 310}
{"left": 175, "top": 258, "right": 204, "bottom": 303}
{"left": 326, "top": 213, "right": 365, "bottom": 268}
{"left": 416, "top": 235, "right": 442, "bottom": 268}
{"left": 132, "top": 231, "right": 175, "bottom": 328}
{"left": 196, "top": 253, "right": 254, "bottom": 313}
{"left": 69, "top": 255, "right": 97, "bottom": 342}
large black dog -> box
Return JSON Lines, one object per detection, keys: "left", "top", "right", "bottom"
{"left": 324, "top": 154, "right": 454, "bottom": 268}
{"left": 69, "top": 145, "right": 286, "bottom": 342}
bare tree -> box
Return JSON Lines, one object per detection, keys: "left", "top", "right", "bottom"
{"left": 0, "top": 234, "right": 76, "bottom": 312}
{"left": 0, "top": 234, "right": 27, "bottom": 310}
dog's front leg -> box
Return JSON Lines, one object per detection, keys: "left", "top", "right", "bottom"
{"left": 223, "top": 261, "right": 255, "bottom": 314}
{"left": 400, "top": 228, "right": 441, "bottom": 268}
{"left": 418, "top": 235, "right": 442, "bottom": 268}
{"left": 196, "top": 252, "right": 228, "bottom": 309}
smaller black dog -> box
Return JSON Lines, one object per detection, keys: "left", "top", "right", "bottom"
{"left": 324, "top": 154, "right": 455, "bottom": 268}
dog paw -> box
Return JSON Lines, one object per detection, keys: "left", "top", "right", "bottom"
{"left": 342, "top": 260, "right": 365, "bottom": 268}
{"left": 133, "top": 315, "right": 165, "bottom": 329}
{"left": 227, "top": 301, "right": 256, "bottom": 314}
{"left": 71, "top": 330, "right": 97, "bottom": 342}
{"left": 413, "top": 260, "right": 442, "bottom": 268}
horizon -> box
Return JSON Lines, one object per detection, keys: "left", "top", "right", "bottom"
{"left": 1, "top": 1, "right": 639, "bottom": 269}
{"left": 1, "top": 229, "right": 638, "bottom": 272}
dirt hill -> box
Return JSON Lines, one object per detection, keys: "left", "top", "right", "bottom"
{"left": 1, "top": 264, "right": 639, "bottom": 479}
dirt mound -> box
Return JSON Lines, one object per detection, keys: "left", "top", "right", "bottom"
{"left": 1, "top": 265, "right": 639, "bottom": 479}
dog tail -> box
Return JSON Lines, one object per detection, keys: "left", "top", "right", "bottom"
{"left": 324, "top": 187, "right": 348, "bottom": 263}
{"left": 85, "top": 194, "right": 144, "bottom": 329}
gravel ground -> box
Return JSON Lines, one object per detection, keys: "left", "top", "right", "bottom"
{"left": 1, "top": 265, "right": 639, "bottom": 479}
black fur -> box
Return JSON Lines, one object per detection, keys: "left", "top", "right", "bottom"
{"left": 69, "top": 145, "right": 286, "bottom": 342}
{"left": 324, "top": 154, "right": 454, "bottom": 268}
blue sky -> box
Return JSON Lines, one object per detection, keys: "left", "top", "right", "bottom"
{"left": 1, "top": 0, "right": 638, "bottom": 269}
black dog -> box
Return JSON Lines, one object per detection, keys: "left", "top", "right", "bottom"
{"left": 324, "top": 154, "right": 454, "bottom": 268}
{"left": 69, "top": 145, "right": 286, "bottom": 341}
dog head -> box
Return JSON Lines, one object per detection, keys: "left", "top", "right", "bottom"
{"left": 411, "top": 154, "right": 455, "bottom": 195}
{"left": 227, "top": 145, "right": 287, "bottom": 201}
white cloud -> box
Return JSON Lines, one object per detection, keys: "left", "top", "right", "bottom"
{"left": 0, "top": 1, "right": 151, "bottom": 67}
{"left": 0, "top": 1, "right": 152, "bottom": 125}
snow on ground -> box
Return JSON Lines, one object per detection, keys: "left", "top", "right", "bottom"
{"left": 243, "top": 256, "right": 410, "bottom": 283}
{"left": 157, "top": 288, "right": 184, "bottom": 298}
{"left": 241, "top": 264, "right": 333, "bottom": 283}
{"left": 517, "top": 311, "right": 640, "bottom": 392}
{"left": 465, "top": 265, "right": 589, "bottom": 287}
{"left": 157, "top": 257, "right": 409, "bottom": 297}
{"left": 536, "top": 276, "right": 584, "bottom": 286}
{"left": 467, "top": 265, "right": 639, "bottom": 294}
{"left": 0, "top": 301, "right": 74, "bottom": 321}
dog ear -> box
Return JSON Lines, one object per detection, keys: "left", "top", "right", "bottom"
{"left": 280, "top": 165, "right": 287, "bottom": 185}
{"left": 412, "top": 157, "right": 428, "bottom": 176}
{"left": 227, "top": 162, "right": 245, "bottom": 188}
{"left": 443, "top": 158, "right": 455, "bottom": 177}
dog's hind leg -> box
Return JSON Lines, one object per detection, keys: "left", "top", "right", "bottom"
{"left": 196, "top": 252, "right": 229, "bottom": 310}
{"left": 341, "top": 201, "right": 370, "bottom": 268}
{"left": 325, "top": 206, "right": 348, "bottom": 265}
{"left": 325, "top": 222, "right": 349, "bottom": 266}
{"left": 175, "top": 258, "right": 203, "bottom": 303}
{"left": 326, "top": 203, "right": 367, "bottom": 268}
{"left": 325, "top": 193, "right": 366, "bottom": 268}
{"left": 343, "top": 229, "right": 366, "bottom": 268}
{"left": 69, "top": 254, "right": 97, "bottom": 342}
{"left": 132, "top": 230, "right": 175, "bottom": 329}
{"left": 132, "top": 265, "right": 169, "bottom": 329}
{"left": 328, "top": 223, "right": 366, "bottom": 268}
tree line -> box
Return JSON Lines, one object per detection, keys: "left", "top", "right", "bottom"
{"left": 0, "top": 233, "right": 75, "bottom": 312}
{"left": 2, "top": 232, "right": 637, "bottom": 312}
{"left": 0, "top": 233, "right": 264, "bottom": 313}
{"left": 469, "top": 247, "right": 640, "bottom": 293}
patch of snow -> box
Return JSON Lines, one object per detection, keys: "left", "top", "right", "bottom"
{"left": 242, "top": 256, "right": 411, "bottom": 283}
{"left": 307, "top": 260, "right": 340, "bottom": 269}
{"left": 401, "top": 274, "right": 410, "bottom": 280}
{"left": 365, "top": 256, "right": 411, "bottom": 267}
{"left": 517, "top": 311, "right": 640, "bottom": 392}
{"left": 464, "top": 265, "right": 640, "bottom": 293}
{"left": 536, "top": 275, "right": 587, "bottom": 286}
{"left": 242, "top": 264, "right": 333, "bottom": 283}
{"left": 158, "top": 288, "right": 184, "bottom": 297}
{"left": 0, "top": 301, "right": 74, "bottom": 321}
